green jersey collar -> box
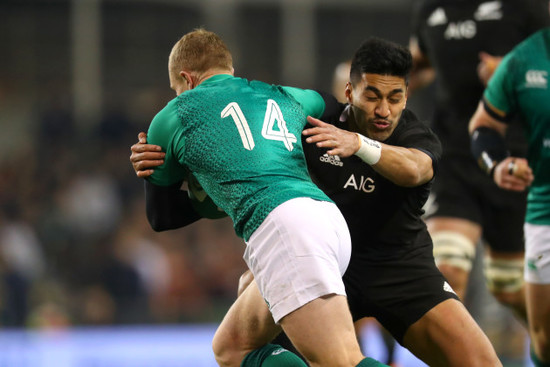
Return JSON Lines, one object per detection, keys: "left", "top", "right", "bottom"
{"left": 200, "top": 74, "right": 234, "bottom": 86}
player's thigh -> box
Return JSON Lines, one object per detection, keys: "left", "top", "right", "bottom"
{"left": 279, "top": 294, "right": 363, "bottom": 366}
{"left": 403, "top": 299, "right": 501, "bottom": 367}
{"left": 213, "top": 279, "right": 281, "bottom": 361}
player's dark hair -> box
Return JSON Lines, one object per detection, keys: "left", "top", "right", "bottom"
{"left": 350, "top": 37, "right": 412, "bottom": 86}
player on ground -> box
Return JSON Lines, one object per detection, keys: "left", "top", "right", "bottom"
{"left": 468, "top": 27, "right": 550, "bottom": 367}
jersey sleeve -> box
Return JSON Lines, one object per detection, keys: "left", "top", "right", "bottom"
{"left": 281, "top": 87, "right": 326, "bottom": 118}
{"left": 483, "top": 52, "right": 518, "bottom": 120}
{"left": 393, "top": 110, "right": 442, "bottom": 168}
{"left": 146, "top": 99, "right": 188, "bottom": 186}
{"left": 145, "top": 180, "right": 201, "bottom": 231}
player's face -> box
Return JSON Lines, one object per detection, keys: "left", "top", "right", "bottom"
{"left": 347, "top": 73, "right": 407, "bottom": 142}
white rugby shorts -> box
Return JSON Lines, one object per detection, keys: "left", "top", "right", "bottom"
{"left": 524, "top": 222, "right": 550, "bottom": 284}
{"left": 244, "top": 197, "right": 351, "bottom": 323}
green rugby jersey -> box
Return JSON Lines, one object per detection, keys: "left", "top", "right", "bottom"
{"left": 147, "top": 74, "right": 332, "bottom": 240}
{"left": 484, "top": 28, "right": 550, "bottom": 225}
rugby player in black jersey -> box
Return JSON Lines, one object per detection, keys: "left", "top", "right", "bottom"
{"left": 130, "top": 37, "right": 502, "bottom": 366}
{"left": 409, "top": 0, "right": 550, "bottom": 319}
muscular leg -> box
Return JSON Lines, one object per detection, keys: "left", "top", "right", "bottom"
{"left": 428, "top": 217, "right": 481, "bottom": 300}
{"left": 526, "top": 283, "right": 550, "bottom": 363}
{"left": 212, "top": 278, "right": 282, "bottom": 367}
{"left": 238, "top": 270, "right": 305, "bottom": 362}
{"left": 214, "top": 278, "right": 378, "bottom": 367}
{"left": 402, "top": 298, "right": 502, "bottom": 367}
{"left": 280, "top": 294, "right": 365, "bottom": 367}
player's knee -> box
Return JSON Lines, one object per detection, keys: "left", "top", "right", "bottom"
{"left": 432, "top": 231, "right": 476, "bottom": 272}
{"left": 484, "top": 257, "right": 524, "bottom": 305}
{"left": 212, "top": 328, "right": 246, "bottom": 367}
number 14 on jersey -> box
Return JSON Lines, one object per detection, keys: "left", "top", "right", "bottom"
{"left": 221, "top": 99, "right": 298, "bottom": 151}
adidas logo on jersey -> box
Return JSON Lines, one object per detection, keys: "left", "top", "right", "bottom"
{"left": 443, "top": 281, "right": 456, "bottom": 295}
{"left": 525, "top": 70, "right": 548, "bottom": 89}
{"left": 320, "top": 153, "right": 344, "bottom": 167}
{"left": 474, "top": 1, "right": 503, "bottom": 21}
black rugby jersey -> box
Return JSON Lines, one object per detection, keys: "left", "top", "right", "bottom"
{"left": 303, "top": 103, "right": 442, "bottom": 260}
{"left": 411, "top": 0, "right": 549, "bottom": 156}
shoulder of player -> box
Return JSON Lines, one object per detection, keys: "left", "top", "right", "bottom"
{"left": 396, "top": 109, "right": 424, "bottom": 130}
{"left": 501, "top": 29, "right": 547, "bottom": 69}
{"left": 389, "top": 109, "right": 436, "bottom": 144}
{"left": 150, "top": 97, "right": 181, "bottom": 130}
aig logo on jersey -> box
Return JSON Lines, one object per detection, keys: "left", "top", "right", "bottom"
{"left": 344, "top": 174, "right": 375, "bottom": 193}
{"left": 525, "top": 70, "right": 548, "bottom": 89}
{"left": 428, "top": 1, "right": 502, "bottom": 40}
{"left": 319, "top": 153, "right": 344, "bottom": 167}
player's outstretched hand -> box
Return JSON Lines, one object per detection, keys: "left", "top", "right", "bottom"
{"left": 493, "top": 156, "right": 533, "bottom": 192}
{"left": 130, "top": 132, "right": 165, "bottom": 178}
{"left": 303, "top": 116, "right": 360, "bottom": 158}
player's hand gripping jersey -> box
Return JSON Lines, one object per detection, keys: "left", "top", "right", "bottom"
{"left": 146, "top": 74, "right": 331, "bottom": 240}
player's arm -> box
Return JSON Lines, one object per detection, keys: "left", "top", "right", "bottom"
{"left": 130, "top": 132, "right": 202, "bottom": 231}
{"left": 469, "top": 100, "right": 533, "bottom": 191}
{"left": 303, "top": 116, "right": 434, "bottom": 187}
{"left": 145, "top": 180, "right": 201, "bottom": 231}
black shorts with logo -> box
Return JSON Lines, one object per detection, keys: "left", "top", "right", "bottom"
{"left": 344, "top": 244, "right": 459, "bottom": 344}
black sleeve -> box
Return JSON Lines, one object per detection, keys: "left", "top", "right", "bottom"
{"left": 390, "top": 109, "right": 442, "bottom": 174}
{"left": 144, "top": 180, "right": 201, "bottom": 232}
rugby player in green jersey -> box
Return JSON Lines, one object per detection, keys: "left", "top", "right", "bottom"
{"left": 141, "top": 28, "right": 386, "bottom": 367}
{"left": 469, "top": 28, "right": 550, "bottom": 367}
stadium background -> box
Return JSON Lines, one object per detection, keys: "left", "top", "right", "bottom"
{"left": 0, "top": 0, "right": 532, "bottom": 365}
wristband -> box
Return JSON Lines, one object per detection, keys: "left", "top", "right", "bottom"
{"left": 355, "top": 133, "right": 382, "bottom": 165}
{"left": 470, "top": 127, "right": 509, "bottom": 176}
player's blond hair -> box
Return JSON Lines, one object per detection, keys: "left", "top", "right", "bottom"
{"left": 169, "top": 28, "right": 233, "bottom": 78}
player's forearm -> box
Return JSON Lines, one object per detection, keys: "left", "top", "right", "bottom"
{"left": 372, "top": 146, "right": 434, "bottom": 187}
{"left": 145, "top": 180, "right": 201, "bottom": 231}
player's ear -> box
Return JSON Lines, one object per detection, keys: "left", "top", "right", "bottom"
{"left": 180, "top": 71, "right": 194, "bottom": 89}
{"left": 345, "top": 82, "right": 353, "bottom": 104}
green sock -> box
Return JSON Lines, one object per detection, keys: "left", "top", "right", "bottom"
{"left": 531, "top": 347, "right": 550, "bottom": 367}
{"left": 356, "top": 357, "right": 391, "bottom": 367}
{"left": 241, "top": 344, "right": 307, "bottom": 367}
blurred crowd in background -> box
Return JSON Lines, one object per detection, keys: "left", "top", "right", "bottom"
{"left": 0, "top": 93, "right": 247, "bottom": 327}
{"left": 0, "top": 0, "right": 530, "bottom": 364}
